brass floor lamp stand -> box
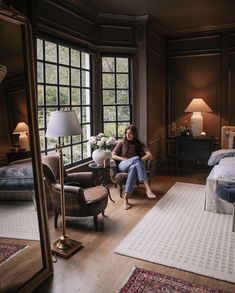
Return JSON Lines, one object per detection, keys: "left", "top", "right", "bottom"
{"left": 52, "top": 145, "right": 83, "bottom": 258}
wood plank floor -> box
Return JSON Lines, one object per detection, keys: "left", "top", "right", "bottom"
{"left": 34, "top": 168, "right": 235, "bottom": 293}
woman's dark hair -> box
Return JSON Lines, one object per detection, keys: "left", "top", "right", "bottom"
{"left": 123, "top": 124, "right": 143, "bottom": 156}
{"left": 124, "top": 124, "right": 139, "bottom": 142}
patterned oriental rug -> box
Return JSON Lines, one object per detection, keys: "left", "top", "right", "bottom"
{"left": 115, "top": 182, "right": 235, "bottom": 283}
{"left": 0, "top": 243, "right": 27, "bottom": 265}
{"left": 119, "top": 267, "right": 230, "bottom": 293}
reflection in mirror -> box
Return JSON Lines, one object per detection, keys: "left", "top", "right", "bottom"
{"left": 0, "top": 6, "right": 52, "bottom": 293}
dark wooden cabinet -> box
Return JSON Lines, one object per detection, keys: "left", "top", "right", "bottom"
{"left": 7, "top": 150, "right": 31, "bottom": 164}
{"left": 176, "top": 137, "right": 215, "bottom": 171}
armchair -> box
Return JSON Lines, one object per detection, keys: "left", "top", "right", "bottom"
{"left": 42, "top": 154, "right": 108, "bottom": 231}
{"left": 110, "top": 159, "right": 153, "bottom": 197}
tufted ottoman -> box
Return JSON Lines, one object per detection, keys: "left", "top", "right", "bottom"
{"left": 215, "top": 183, "right": 235, "bottom": 232}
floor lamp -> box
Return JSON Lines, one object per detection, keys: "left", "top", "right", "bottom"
{"left": 46, "top": 110, "right": 83, "bottom": 258}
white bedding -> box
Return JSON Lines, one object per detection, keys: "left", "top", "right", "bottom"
{"left": 205, "top": 151, "right": 235, "bottom": 215}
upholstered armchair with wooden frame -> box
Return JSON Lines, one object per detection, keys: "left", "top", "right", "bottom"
{"left": 42, "top": 155, "right": 108, "bottom": 231}
{"left": 110, "top": 159, "right": 153, "bottom": 197}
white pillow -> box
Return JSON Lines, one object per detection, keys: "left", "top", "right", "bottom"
{"left": 214, "top": 164, "right": 235, "bottom": 181}
{"left": 219, "top": 157, "right": 235, "bottom": 165}
{"left": 208, "top": 149, "right": 235, "bottom": 166}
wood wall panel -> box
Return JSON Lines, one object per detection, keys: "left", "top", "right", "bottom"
{"left": 37, "top": 0, "right": 97, "bottom": 45}
{"left": 168, "top": 54, "right": 221, "bottom": 139}
{"left": 148, "top": 49, "right": 165, "bottom": 153}
{"left": 229, "top": 34, "right": 235, "bottom": 49}
{"left": 99, "top": 25, "right": 135, "bottom": 45}
{"left": 168, "top": 35, "right": 221, "bottom": 54}
{"left": 229, "top": 52, "right": 235, "bottom": 125}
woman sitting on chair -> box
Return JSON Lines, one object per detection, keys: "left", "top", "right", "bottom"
{"left": 112, "top": 124, "right": 156, "bottom": 210}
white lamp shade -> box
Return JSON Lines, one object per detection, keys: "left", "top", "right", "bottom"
{"left": 46, "top": 110, "right": 82, "bottom": 138}
{"left": 13, "top": 122, "right": 29, "bottom": 134}
{"left": 184, "top": 98, "right": 212, "bottom": 113}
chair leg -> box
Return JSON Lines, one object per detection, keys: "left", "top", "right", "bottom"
{"left": 94, "top": 215, "right": 98, "bottom": 232}
{"left": 120, "top": 185, "right": 123, "bottom": 198}
{"left": 54, "top": 210, "right": 58, "bottom": 228}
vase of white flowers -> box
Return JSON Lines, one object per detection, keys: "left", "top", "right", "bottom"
{"left": 88, "top": 133, "right": 117, "bottom": 166}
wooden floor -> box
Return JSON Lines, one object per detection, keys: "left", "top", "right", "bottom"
{"left": 0, "top": 238, "right": 42, "bottom": 292}
{"left": 34, "top": 168, "right": 235, "bottom": 293}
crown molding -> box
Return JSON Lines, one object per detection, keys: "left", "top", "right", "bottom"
{"left": 169, "top": 22, "right": 235, "bottom": 37}
{"left": 97, "top": 12, "right": 149, "bottom": 24}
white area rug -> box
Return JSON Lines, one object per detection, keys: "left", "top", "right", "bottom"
{"left": 0, "top": 202, "right": 40, "bottom": 241}
{"left": 115, "top": 182, "right": 235, "bottom": 283}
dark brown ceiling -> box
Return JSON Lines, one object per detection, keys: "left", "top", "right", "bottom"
{"left": 79, "top": 0, "right": 235, "bottom": 33}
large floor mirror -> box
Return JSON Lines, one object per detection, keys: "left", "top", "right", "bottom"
{"left": 0, "top": 5, "right": 53, "bottom": 292}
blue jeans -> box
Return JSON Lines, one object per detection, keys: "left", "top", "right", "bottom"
{"left": 118, "top": 156, "right": 148, "bottom": 194}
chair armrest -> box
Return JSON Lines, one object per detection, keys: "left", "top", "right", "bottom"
{"left": 65, "top": 172, "right": 95, "bottom": 188}
{"left": 51, "top": 183, "right": 87, "bottom": 211}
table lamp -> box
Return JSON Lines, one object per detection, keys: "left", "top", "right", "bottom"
{"left": 184, "top": 98, "right": 212, "bottom": 137}
{"left": 13, "top": 122, "right": 30, "bottom": 150}
{"left": 46, "top": 110, "right": 82, "bottom": 258}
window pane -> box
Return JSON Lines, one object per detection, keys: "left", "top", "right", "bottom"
{"left": 82, "top": 106, "right": 90, "bottom": 123}
{"left": 37, "top": 85, "right": 44, "bottom": 105}
{"left": 104, "top": 123, "right": 116, "bottom": 137}
{"left": 38, "top": 108, "right": 44, "bottom": 128}
{"left": 47, "top": 137, "right": 57, "bottom": 149}
{"left": 59, "top": 66, "right": 69, "bottom": 85}
{"left": 71, "top": 88, "right": 80, "bottom": 105}
{"left": 103, "top": 106, "right": 116, "bottom": 121}
{"left": 102, "top": 57, "right": 114, "bottom": 72}
{"left": 81, "top": 70, "right": 90, "bottom": 87}
{"left": 39, "top": 130, "right": 45, "bottom": 150}
{"left": 81, "top": 89, "right": 90, "bottom": 105}
{"left": 117, "top": 90, "right": 129, "bottom": 104}
{"left": 71, "top": 49, "right": 80, "bottom": 67}
{"left": 81, "top": 52, "right": 90, "bottom": 69}
{"left": 72, "top": 107, "right": 81, "bottom": 122}
{"left": 118, "top": 106, "right": 130, "bottom": 120}
{"left": 37, "top": 62, "right": 44, "bottom": 83}
{"left": 46, "top": 107, "right": 57, "bottom": 125}
{"left": 45, "top": 41, "right": 57, "bottom": 63}
{"left": 102, "top": 90, "right": 115, "bottom": 105}
{"left": 37, "top": 39, "right": 43, "bottom": 60}
{"left": 82, "top": 143, "right": 89, "bottom": 158}
{"left": 72, "top": 134, "right": 81, "bottom": 144}
{"left": 71, "top": 68, "right": 80, "bottom": 86}
{"left": 118, "top": 122, "right": 129, "bottom": 138}
{"left": 63, "top": 136, "right": 71, "bottom": 146}
{"left": 46, "top": 86, "right": 57, "bottom": 105}
{"left": 45, "top": 64, "right": 57, "bottom": 84}
{"left": 59, "top": 45, "right": 69, "bottom": 65}
{"left": 72, "top": 144, "right": 81, "bottom": 162}
{"left": 59, "top": 87, "right": 69, "bottom": 105}
{"left": 63, "top": 147, "right": 71, "bottom": 165}
{"left": 82, "top": 124, "right": 90, "bottom": 141}
{"left": 117, "top": 74, "right": 128, "bottom": 89}
{"left": 116, "top": 58, "right": 128, "bottom": 72}
{"left": 102, "top": 73, "right": 115, "bottom": 88}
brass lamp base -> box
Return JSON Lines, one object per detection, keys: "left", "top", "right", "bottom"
{"left": 52, "top": 236, "right": 83, "bottom": 258}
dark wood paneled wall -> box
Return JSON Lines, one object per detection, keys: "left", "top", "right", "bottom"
{"left": 147, "top": 28, "right": 166, "bottom": 172}
{"left": 167, "top": 31, "right": 235, "bottom": 157}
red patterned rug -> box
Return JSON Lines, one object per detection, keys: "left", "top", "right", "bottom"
{"left": 119, "top": 267, "right": 231, "bottom": 293}
{"left": 0, "top": 242, "right": 27, "bottom": 265}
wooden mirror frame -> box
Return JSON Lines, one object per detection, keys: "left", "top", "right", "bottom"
{"left": 0, "top": 5, "right": 53, "bottom": 292}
